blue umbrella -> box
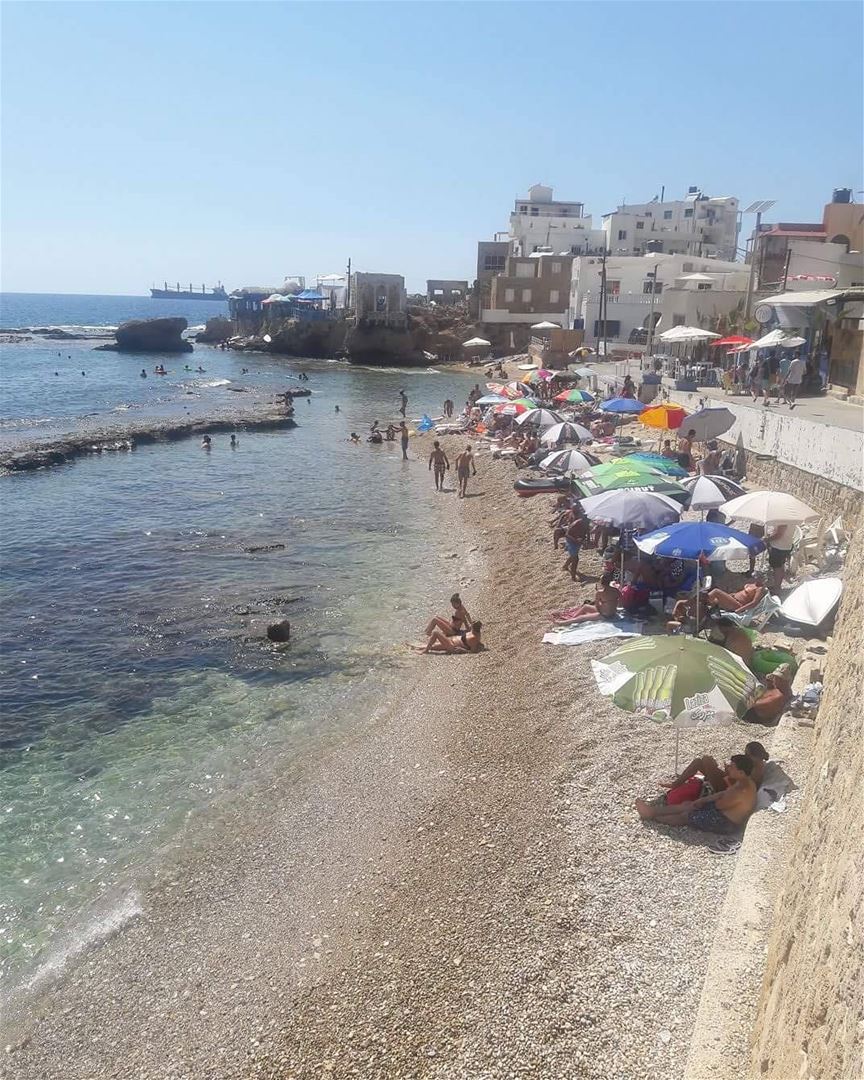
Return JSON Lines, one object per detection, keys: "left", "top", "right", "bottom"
{"left": 634, "top": 521, "right": 766, "bottom": 561}
{"left": 600, "top": 397, "right": 647, "bottom": 414}
{"left": 622, "top": 452, "right": 689, "bottom": 478}
{"left": 634, "top": 522, "right": 766, "bottom": 631}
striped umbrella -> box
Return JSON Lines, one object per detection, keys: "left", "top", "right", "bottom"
{"left": 540, "top": 448, "right": 599, "bottom": 474}
{"left": 681, "top": 475, "right": 746, "bottom": 510}
{"left": 621, "top": 452, "right": 689, "bottom": 478}
{"left": 554, "top": 388, "right": 596, "bottom": 404}
{"left": 515, "top": 408, "right": 564, "bottom": 429}
{"left": 493, "top": 401, "right": 530, "bottom": 417}
{"left": 640, "top": 403, "right": 689, "bottom": 430}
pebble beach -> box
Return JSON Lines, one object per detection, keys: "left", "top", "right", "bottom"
{"left": 5, "top": 439, "right": 773, "bottom": 1080}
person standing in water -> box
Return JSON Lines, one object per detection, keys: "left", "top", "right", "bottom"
{"left": 399, "top": 420, "right": 410, "bottom": 460}
{"left": 455, "top": 445, "right": 476, "bottom": 498}
{"left": 230, "top": 434, "right": 238, "bottom": 449}
{"left": 399, "top": 389, "right": 408, "bottom": 417}
{"left": 428, "top": 440, "right": 450, "bottom": 490}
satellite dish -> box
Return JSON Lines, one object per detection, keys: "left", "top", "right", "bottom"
{"left": 263, "top": 334, "right": 272, "bottom": 343}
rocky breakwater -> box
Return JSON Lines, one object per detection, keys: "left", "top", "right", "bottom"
{"left": 96, "top": 317, "right": 193, "bottom": 353}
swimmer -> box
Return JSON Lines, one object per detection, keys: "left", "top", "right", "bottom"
{"left": 230, "top": 434, "right": 238, "bottom": 448}
{"left": 335, "top": 405, "right": 340, "bottom": 413}
{"left": 349, "top": 432, "right": 360, "bottom": 443}
{"left": 201, "top": 435, "right": 212, "bottom": 450}
{"left": 54, "top": 371, "right": 59, "bottom": 376}
{"left": 185, "top": 365, "right": 192, "bottom": 371}
{"left": 196, "top": 366, "right": 206, "bottom": 373}
{"left": 140, "top": 369, "right": 147, "bottom": 378}
{"left": 81, "top": 371, "right": 86, "bottom": 376}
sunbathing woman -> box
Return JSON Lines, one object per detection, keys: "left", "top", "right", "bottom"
{"left": 707, "top": 578, "right": 766, "bottom": 614}
{"left": 550, "top": 574, "right": 619, "bottom": 624}
{"left": 424, "top": 593, "right": 472, "bottom": 637}
{"left": 416, "top": 621, "right": 483, "bottom": 654}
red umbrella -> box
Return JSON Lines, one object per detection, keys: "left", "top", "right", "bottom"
{"left": 711, "top": 335, "right": 753, "bottom": 347}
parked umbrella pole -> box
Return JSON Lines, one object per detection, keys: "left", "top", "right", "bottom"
{"left": 675, "top": 728, "right": 681, "bottom": 775}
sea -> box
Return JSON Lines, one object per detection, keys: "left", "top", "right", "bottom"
{"left": 0, "top": 294, "right": 478, "bottom": 1000}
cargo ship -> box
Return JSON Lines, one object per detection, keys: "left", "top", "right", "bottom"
{"left": 150, "top": 282, "right": 228, "bottom": 301}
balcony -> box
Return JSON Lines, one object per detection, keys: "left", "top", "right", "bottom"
{"left": 582, "top": 293, "right": 656, "bottom": 304}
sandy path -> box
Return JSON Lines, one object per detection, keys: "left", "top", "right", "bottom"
{"left": 5, "top": 444, "right": 769, "bottom": 1080}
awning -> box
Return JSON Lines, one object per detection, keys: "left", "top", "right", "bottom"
{"left": 757, "top": 289, "right": 862, "bottom": 307}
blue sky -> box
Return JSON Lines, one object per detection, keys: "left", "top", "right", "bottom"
{"left": 2, "top": 1, "right": 862, "bottom": 295}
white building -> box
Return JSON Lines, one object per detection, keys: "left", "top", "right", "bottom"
{"left": 509, "top": 184, "right": 607, "bottom": 257}
{"left": 602, "top": 187, "right": 740, "bottom": 261}
{"left": 779, "top": 239, "right": 864, "bottom": 292}
{"left": 569, "top": 253, "right": 748, "bottom": 346}
{"left": 316, "top": 273, "right": 348, "bottom": 310}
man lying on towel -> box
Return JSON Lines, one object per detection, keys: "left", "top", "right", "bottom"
{"left": 635, "top": 755, "right": 757, "bottom": 835}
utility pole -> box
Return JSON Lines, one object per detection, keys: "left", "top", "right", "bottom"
{"left": 781, "top": 247, "right": 792, "bottom": 292}
{"left": 345, "top": 257, "right": 351, "bottom": 313}
{"left": 742, "top": 200, "right": 777, "bottom": 321}
{"left": 599, "top": 247, "right": 608, "bottom": 360}
{"left": 645, "top": 266, "right": 660, "bottom": 363}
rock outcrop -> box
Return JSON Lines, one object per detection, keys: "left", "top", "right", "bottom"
{"left": 196, "top": 317, "right": 234, "bottom": 344}
{"left": 266, "top": 620, "right": 291, "bottom": 643}
{"left": 97, "top": 317, "right": 193, "bottom": 353}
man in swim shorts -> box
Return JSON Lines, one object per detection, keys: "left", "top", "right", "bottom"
{"left": 455, "top": 445, "right": 476, "bottom": 498}
{"left": 399, "top": 420, "right": 410, "bottom": 460}
{"left": 636, "top": 755, "right": 757, "bottom": 834}
{"left": 428, "top": 441, "right": 450, "bottom": 491}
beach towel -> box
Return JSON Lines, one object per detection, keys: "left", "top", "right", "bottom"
{"left": 542, "top": 620, "right": 643, "bottom": 646}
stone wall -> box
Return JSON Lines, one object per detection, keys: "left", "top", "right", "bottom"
{"left": 742, "top": 453, "right": 862, "bottom": 524}
{"left": 749, "top": 525, "right": 864, "bottom": 1079}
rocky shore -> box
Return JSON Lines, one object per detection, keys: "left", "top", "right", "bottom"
{"left": 3, "top": 445, "right": 776, "bottom": 1080}
{"left": 0, "top": 407, "right": 297, "bottom": 472}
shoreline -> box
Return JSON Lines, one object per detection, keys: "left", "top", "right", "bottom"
{"left": 5, "top": 445, "right": 779, "bottom": 1080}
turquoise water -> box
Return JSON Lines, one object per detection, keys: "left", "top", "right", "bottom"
{"left": 0, "top": 296, "right": 476, "bottom": 994}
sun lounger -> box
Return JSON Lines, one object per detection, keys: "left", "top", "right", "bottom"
{"left": 723, "top": 592, "right": 781, "bottom": 630}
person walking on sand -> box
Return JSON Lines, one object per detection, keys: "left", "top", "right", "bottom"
{"left": 428, "top": 440, "right": 450, "bottom": 490}
{"left": 399, "top": 389, "right": 408, "bottom": 417}
{"left": 399, "top": 420, "right": 410, "bottom": 460}
{"left": 455, "top": 445, "right": 476, "bottom": 498}
{"left": 563, "top": 508, "right": 589, "bottom": 582}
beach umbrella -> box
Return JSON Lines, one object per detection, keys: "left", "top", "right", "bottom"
{"left": 485, "top": 381, "right": 506, "bottom": 393}
{"left": 493, "top": 401, "right": 531, "bottom": 417}
{"left": 681, "top": 475, "right": 746, "bottom": 510}
{"left": 554, "top": 388, "right": 596, "bottom": 404}
{"left": 570, "top": 347, "right": 595, "bottom": 357}
{"left": 634, "top": 520, "right": 767, "bottom": 631}
{"left": 720, "top": 490, "right": 819, "bottom": 527}
{"left": 591, "top": 636, "right": 762, "bottom": 769}
{"left": 503, "top": 381, "right": 536, "bottom": 399}
{"left": 540, "top": 448, "right": 599, "bottom": 474}
{"left": 578, "top": 489, "right": 682, "bottom": 529}
{"left": 515, "top": 408, "right": 563, "bottom": 429}
{"left": 711, "top": 336, "right": 753, "bottom": 348}
{"left": 778, "top": 578, "right": 843, "bottom": 628}
{"left": 621, "top": 452, "right": 689, "bottom": 478}
{"left": 639, "top": 403, "right": 689, "bottom": 430}
{"left": 475, "top": 393, "right": 508, "bottom": 406}
{"left": 684, "top": 406, "right": 735, "bottom": 442}
{"left": 659, "top": 326, "right": 721, "bottom": 342}
{"left": 577, "top": 471, "right": 690, "bottom": 504}
{"left": 463, "top": 336, "right": 491, "bottom": 347}
{"left": 540, "top": 421, "right": 592, "bottom": 445}
{"left": 600, "top": 397, "right": 647, "bottom": 415}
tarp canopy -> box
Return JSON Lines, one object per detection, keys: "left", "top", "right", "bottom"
{"left": 293, "top": 289, "right": 327, "bottom": 301}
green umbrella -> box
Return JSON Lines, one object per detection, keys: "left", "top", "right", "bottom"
{"left": 591, "top": 635, "right": 762, "bottom": 770}
{"left": 574, "top": 469, "right": 689, "bottom": 503}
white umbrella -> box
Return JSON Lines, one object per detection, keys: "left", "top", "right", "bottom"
{"left": 515, "top": 408, "right": 562, "bottom": 429}
{"left": 659, "top": 326, "right": 721, "bottom": 342}
{"left": 579, "top": 490, "right": 681, "bottom": 529}
{"left": 540, "top": 421, "right": 592, "bottom": 445}
{"left": 531, "top": 320, "right": 561, "bottom": 330}
{"left": 540, "top": 448, "right": 598, "bottom": 474}
{"left": 778, "top": 578, "right": 842, "bottom": 627}
{"left": 780, "top": 336, "right": 806, "bottom": 348}
{"left": 475, "top": 393, "right": 508, "bottom": 405}
{"left": 720, "top": 490, "right": 820, "bottom": 527}
{"left": 681, "top": 475, "right": 746, "bottom": 510}
{"left": 462, "top": 336, "right": 491, "bottom": 347}
{"left": 684, "top": 407, "right": 735, "bottom": 442}
{"left": 748, "top": 329, "right": 805, "bottom": 349}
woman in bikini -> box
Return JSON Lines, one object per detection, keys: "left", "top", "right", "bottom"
{"left": 418, "top": 621, "right": 483, "bottom": 654}
{"left": 424, "top": 593, "right": 472, "bottom": 637}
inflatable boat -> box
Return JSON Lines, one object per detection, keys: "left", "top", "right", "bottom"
{"left": 514, "top": 476, "right": 573, "bottom": 498}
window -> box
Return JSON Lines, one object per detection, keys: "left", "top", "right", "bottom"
{"left": 636, "top": 221, "right": 644, "bottom": 230}
{"left": 530, "top": 207, "right": 539, "bottom": 216}
{"left": 684, "top": 208, "right": 694, "bottom": 219}
{"left": 519, "top": 205, "right": 528, "bottom": 212}
{"left": 673, "top": 314, "right": 686, "bottom": 326}
{"left": 618, "top": 230, "right": 627, "bottom": 241}
{"left": 522, "top": 289, "right": 532, "bottom": 302}
{"left": 697, "top": 282, "right": 712, "bottom": 290}
{"left": 551, "top": 261, "right": 562, "bottom": 274}
{"left": 606, "top": 280, "right": 621, "bottom": 295}
{"left": 549, "top": 290, "right": 559, "bottom": 304}
{"left": 504, "top": 288, "right": 515, "bottom": 302}
{"left": 433, "top": 289, "right": 444, "bottom": 296}
{"left": 663, "top": 210, "right": 673, "bottom": 220}
{"left": 644, "top": 211, "right": 653, "bottom": 218}
{"left": 483, "top": 255, "right": 506, "bottom": 273}
{"left": 642, "top": 280, "right": 662, "bottom": 294}
{"left": 593, "top": 320, "right": 621, "bottom": 337}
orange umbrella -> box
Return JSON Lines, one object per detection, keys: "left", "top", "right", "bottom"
{"left": 640, "top": 404, "right": 689, "bottom": 430}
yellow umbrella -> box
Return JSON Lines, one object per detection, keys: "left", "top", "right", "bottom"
{"left": 639, "top": 404, "right": 689, "bottom": 430}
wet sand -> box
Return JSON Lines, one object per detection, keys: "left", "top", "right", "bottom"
{"left": 4, "top": 444, "right": 772, "bottom": 1079}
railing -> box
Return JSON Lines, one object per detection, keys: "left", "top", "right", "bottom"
{"left": 581, "top": 294, "right": 656, "bottom": 305}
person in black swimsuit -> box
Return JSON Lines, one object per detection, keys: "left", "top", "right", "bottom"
{"left": 424, "top": 593, "right": 471, "bottom": 637}
{"left": 415, "top": 621, "right": 483, "bottom": 654}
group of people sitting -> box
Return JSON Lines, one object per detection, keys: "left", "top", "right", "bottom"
{"left": 412, "top": 593, "right": 483, "bottom": 654}
{"left": 637, "top": 741, "right": 771, "bottom": 836}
